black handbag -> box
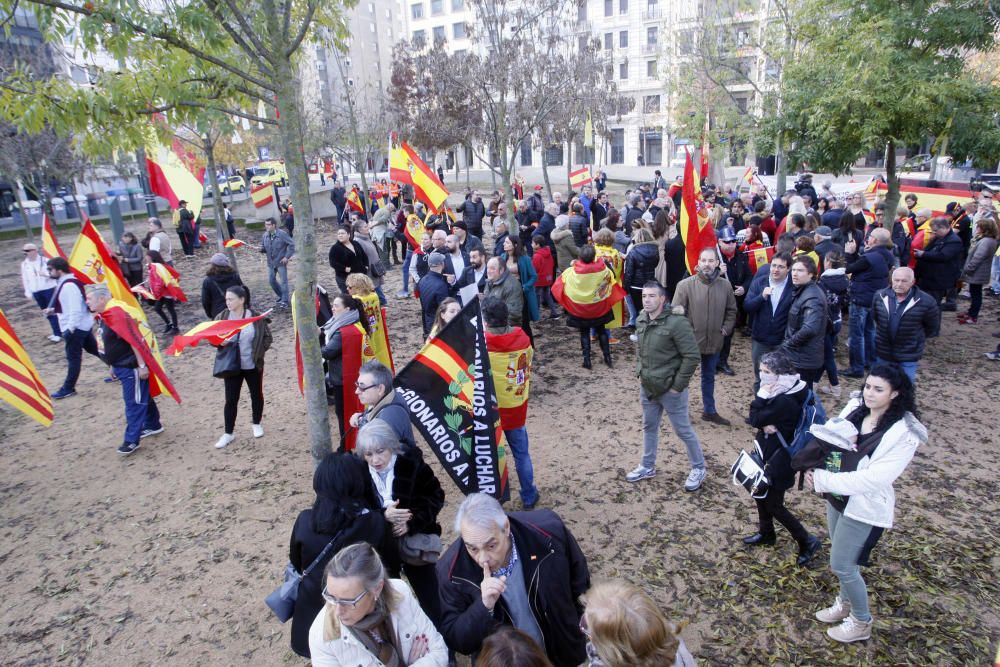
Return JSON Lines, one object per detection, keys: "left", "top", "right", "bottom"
{"left": 213, "top": 334, "right": 242, "bottom": 378}
{"left": 265, "top": 528, "right": 345, "bottom": 623}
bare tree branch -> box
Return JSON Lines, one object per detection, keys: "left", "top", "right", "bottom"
{"left": 286, "top": 0, "right": 318, "bottom": 57}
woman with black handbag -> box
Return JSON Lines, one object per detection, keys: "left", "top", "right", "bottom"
{"left": 353, "top": 420, "right": 446, "bottom": 631}
{"left": 742, "top": 350, "right": 821, "bottom": 566}
{"left": 289, "top": 453, "right": 386, "bottom": 659}
{"left": 213, "top": 285, "right": 271, "bottom": 449}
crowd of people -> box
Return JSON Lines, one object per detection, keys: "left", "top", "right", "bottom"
{"left": 18, "top": 167, "right": 995, "bottom": 665}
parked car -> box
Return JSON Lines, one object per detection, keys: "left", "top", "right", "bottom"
{"left": 205, "top": 175, "right": 247, "bottom": 195}
{"left": 900, "top": 154, "right": 933, "bottom": 172}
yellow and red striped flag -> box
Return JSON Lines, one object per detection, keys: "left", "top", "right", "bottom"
{"left": 678, "top": 149, "right": 718, "bottom": 274}
{"left": 224, "top": 239, "right": 246, "bottom": 248}
{"left": 131, "top": 284, "right": 155, "bottom": 300}
{"left": 0, "top": 308, "right": 53, "bottom": 427}
{"left": 485, "top": 327, "right": 533, "bottom": 430}
{"left": 739, "top": 166, "right": 754, "bottom": 189}
{"left": 68, "top": 218, "right": 143, "bottom": 315}
{"left": 198, "top": 231, "right": 208, "bottom": 243}
{"left": 357, "top": 291, "right": 395, "bottom": 372}
{"left": 346, "top": 187, "right": 365, "bottom": 214}
{"left": 41, "top": 214, "right": 66, "bottom": 259}
{"left": 569, "top": 166, "right": 592, "bottom": 189}
{"left": 743, "top": 244, "right": 775, "bottom": 274}
{"left": 594, "top": 244, "right": 626, "bottom": 328}
{"left": 149, "top": 263, "right": 188, "bottom": 302}
{"left": 251, "top": 183, "right": 275, "bottom": 208}
{"left": 165, "top": 312, "right": 270, "bottom": 356}
{"left": 389, "top": 140, "right": 449, "bottom": 212}
{"left": 98, "top": 301, "right": 180, "bottom": 403}
{"left": 551, "top": 261, "right": 626, "bottom": 320}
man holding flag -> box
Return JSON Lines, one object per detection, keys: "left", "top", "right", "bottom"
{"left": 85, "top": 283, "right": 171, "bottom": 456}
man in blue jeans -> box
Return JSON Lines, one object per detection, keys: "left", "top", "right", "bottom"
{"left": 260, "top": 217, "right": 294, "bottom": 307}
{"left": 85, "top": 283, "right": 165, "bottom": 456}
{"left": 843, "top": 228, "right": 894, "bottom": 377}
{"left": 482, "top": 297, "right": 540, "bottom": 509}
{"left": 870, "top": 267, "right": 940, "bottom": 384}
{"left": 45, "top": 257, "right": 99, "bottom": 399}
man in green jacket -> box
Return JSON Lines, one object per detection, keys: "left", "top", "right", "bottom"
{"left": 627, "top": 280, "right": 706, "bottom": 491}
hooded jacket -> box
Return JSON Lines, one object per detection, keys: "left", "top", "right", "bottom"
{"left": 551, "top": 228, "right": 578, "bottom": 274}
{"left": 635, "top": 304, "right": 701, "bottom": 398}
{"left": 623, "top": 241, "right": 659, "bottom": 289}
{"left": 915, "top": 230, "right": 963, "bottom": 291}
{"left": 671, "top": 268, "right": 738, "bottom": 354}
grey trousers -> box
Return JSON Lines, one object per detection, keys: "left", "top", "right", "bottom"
{"left": 640, "top": 387, "right": 704, "bottom": 470}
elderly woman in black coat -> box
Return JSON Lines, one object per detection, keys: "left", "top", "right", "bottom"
{"left": 742, "top": 350, "right": 821, "bottom": 566}
{"left": 780, "top": 255, "right": 828, "bottom": 388}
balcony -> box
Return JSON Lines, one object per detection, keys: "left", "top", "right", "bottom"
{"left": 642, "top": 43, "right": 659, "bottom": 54}
{"left": 642, "top": 8, "right": 662, "bottom": 20}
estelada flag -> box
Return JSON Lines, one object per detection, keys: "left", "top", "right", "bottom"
{"left": 393, "top": 298, "right": 509, "bottom": 500}
{"left": 68, "top": 218, "right": 143, "bottom": 316}
{"left": 148, "top": 262, "right": 187, "bottom": 302}
{"left": 165, "top": 312, "right": 269, "bottom": 356}
{"left": 743, "top": 243, "right": 774, "bottom": 274}
{"left": 251, "top": 182, "right": 275, "bottom": 208}
{"left": 485, "top": 326, "right": 532, "bottom": 430}
{"left": 569, "top": 166, "right": 592, "bottom": 189}
{"left": 41, "top": 214, "right": 66, "bottom": 259}
{"left": 347, "top": 188, "right": 365, "bottom": 214}
{"left": 551, "top": 261, "right": 626, "bottom": 320}
{"left": 593, "top": 244, "right": 627, "bottom": 328}
{"left": 678, "top": 149, "right": 718, "bottom": 274}
{"left": 402, "top": 213, "right": 426, "bottom": 251}
{"left": 0, "top": 308, "right": 53, "bottom": 427}
{"left": 357, "top": 292, "right": 395, "bottom": 372}
{"left": 389, "top": 140, "right": 449, "bottom": 212}
{"left": 224, "top": 238, "right": 246, "bottom": 248}
{"left": 97, "top": 300, "right": 181, "bottom": 403}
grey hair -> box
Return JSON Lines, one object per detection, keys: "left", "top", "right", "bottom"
{"left": 629, "top": 193, "right": 642, "bottom": 206}
{"left": 759, "top": 350, "right": 796, "bottom": 375}
{"left": 454, "top": 492, "right": 507, "bottom": 534}
{"left": 555, "top": 214, "right": 569, "bottom": 229}
{"left": 358, "top": 360, "right": 393, "bottom": 395}
{"left": 545, "top": 202, "right": 559, "bottom": 215}
{"left": 354, "top": 420, "right": 404, "bottom": 457}
{"left": 323, "top": 542, "right": 397, "bottom": 610}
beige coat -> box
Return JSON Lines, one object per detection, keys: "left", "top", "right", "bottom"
{"left": 671, "top": 269, "right": 737, "bottom": 354}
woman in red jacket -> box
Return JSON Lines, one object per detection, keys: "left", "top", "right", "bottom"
{"left": 531, "top": 234, "right": 559, "bottom": 318}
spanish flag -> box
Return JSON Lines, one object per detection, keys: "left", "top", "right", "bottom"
{"left": 68, "top": 219, "right": 143, "bottom": 316}
{"left": 41, "top": 214, "right": 66, "bottom": 259}
{"left": 97, "top": 300, "right": 181, "bottom": 403}
{"left": 0, "top": 308, "right": 53, "bottom": 427}
{"left": 551, "top": 260, "right": 626, "bottom": 320}
{"left": 569, "top": 166, "right": 592, "bottom": 189}
{"left": 485, "top": 327, "right": 532, "bottom": 430}
{"left": 224, "top": 239, "right": 246, "bottom": 248}
{"left": 146, "top": 137, "right": 204, "bottom": 220}
{"left": 909, "top": 222, "right": 933, "bottom": 270}
{"left": 743, "top": 243, "right": 774, "bottom": 274}
{"left": 198, "top": 231, "right": 208, "bottom": 243}
{"left": 347, "top": 188, "right": 365, "bottom": 214}
{"left": 678, "top": 149, "right": 718, "bottom": 274}
{"left": 402, "top": 213, "right": 426, "bottom": 251}
{"left": 165, "top": 313, "right": 269, "bottom": 356}
{"left": 251, "top": 182, "right": 275, "bottom": 208}
{"left": 148, "top": 262, "right": 188, "bottom": 302}
{"left": 594, "top": 244, "right": 626, "bottom": 328}
{"left": 389, "top": 140, "right": 449, "bottom": 212}
{"left": 339, "top": 322, "right": 368, "bottom": 450}
{"left": 357, "top": 292, "right": 395, "bottom": 372}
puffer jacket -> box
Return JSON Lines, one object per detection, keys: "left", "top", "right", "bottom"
{"left": 623, "top": 241, "right": 659, "bottom": 288}
{"left": 670, "top": 269, "right": 737, "bottom": 355}
{"left": 847, "top": 245, "right": 893, "bottom": 307}
{"left": 781, "top": 281, "right": 827, "bottom": 370}
{"left": 961, "top": 236, "right": 998, "bottom": 285}
{"left": 569, "top": 214, "right": 589, "bottom": 247}
{"left": 916, "top": 230, "right": 963, "bottom": 291}
{"left": 552, "top": 228, "right": 578, "bottom": 274}
{"left": 635, "top": 305, "right": 701, "bottom": 398}
{"left": 871, "top": 287, "right": 940, "bottom": 362}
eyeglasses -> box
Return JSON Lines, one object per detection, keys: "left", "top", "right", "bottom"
{"left": 355, "top": 382, "right": 375, "bottom": 392}
{"left": 322, "top": 586, "right": 370, "bottom": 608}
{"left": 720, "top": 239, "right": 736, "bottom": 244}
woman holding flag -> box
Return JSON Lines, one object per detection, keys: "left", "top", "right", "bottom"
{"left": 321, "top": 293, "right": 370, "bottom": 446}
{"left": 146, "top": 249, "right": 185, "bottom": 334}
{"left": 593, "top": 228, "right": 627, "bottom": 333}
{"left": 213, "top": 285, "right": 272, "bottom": 449}
{"left": 552, "top": 244, "right": 627, "bottom": 369}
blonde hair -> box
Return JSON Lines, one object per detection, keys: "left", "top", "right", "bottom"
{"left": 322, "top": 542, "right": 398, "bottom": 641}
{"left": 975, "top": 217, "right": 998, "bottom": 239}
{"left": 593, "top": 227, "right": 615, "bottom": 246}
{"left": 632, "top": 228, "right": 654, "bottom": 244}
{"left": 581, "top": 580, "right": 684, "bottom": 667}
{"left": 346, "top": 273, "right": 374, "bottom": 295}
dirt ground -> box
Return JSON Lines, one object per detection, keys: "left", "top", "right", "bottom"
{"left": 1, "top": 210, "right": 998, "bottom": 666}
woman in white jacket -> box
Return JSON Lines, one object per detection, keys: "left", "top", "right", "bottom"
{"left": 309, "top": 542, "right": 448, "bottom": 667}
{"left": 804, "top": 362, "right": 927, "bottom": 645}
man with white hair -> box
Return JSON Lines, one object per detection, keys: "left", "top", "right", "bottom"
{"left": 437, "top": 492, "right": 590, "bottom": 666}
{"left": 20, "top": 243, "right": 62, "bottom": 343}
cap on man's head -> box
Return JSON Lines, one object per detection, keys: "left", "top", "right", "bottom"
{"left": 177, "top": 200, "right": 188, "bottom": 206}
{"left": 427, "top": 252, "right": 446, "bottom": 267}
{"left": 815, "top": 225, "right": 833, "bottom": 239}
{"left": 718, "top": 227, "right": 737, "bottom": 242}
{"left": 452, "top": 220, "right": 468, "bottom": 231}
{"left": 210, "top": 253, "right": 231, "bottom": 267}
{"left": 85, "top": 283, "right": 112, "bottom": 297}
{"left": 23, "top": 243, "right": 38, "bottom": 252}
{"left": 945, "top": 201, "right": 960, "bottom": 214}
{"left": 533, "top": 185, "right": 543, "bottom": 191}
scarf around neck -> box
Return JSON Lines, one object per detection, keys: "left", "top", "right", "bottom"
{"left": 347, "top": 603, "right": 400, "bottom": 667}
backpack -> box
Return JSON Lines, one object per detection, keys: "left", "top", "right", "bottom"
{"left": 776, "top": 388, "right": 827, "bottom": 459}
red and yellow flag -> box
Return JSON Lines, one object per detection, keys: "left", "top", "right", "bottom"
{"left": 347, "top": 188, "right": 365, "bottom": 214}
{"left": 594, "top": 244, "right": 626, "bottom": 328}
{"left": 743, "top": 243, "right": 774, "bottom": 274}
{"left": 413, "top": 337, "right": 475, "bottom": 409}
{"left": 485, "top": 327, "right": 532, "bottom": 430}
{"left": 357, "top": 292, "right": 395, "bottom": 372}
{"left": 251, "top": 183, "right": 275, "bottom": 208}
{"left": 165, "top": 313, "right": 269, "bottom": 356}
{"left": 97, "top": 301, "right": 180, "bottom": 403}
{"left": 149, "top": 262, "right": 187, "bottom": 302}
{"left": 551, "top": 261, "right": 626, "bottom": 321}
{"left": 389, "top": 140, "right": 449, "bottom": 212}
{"left": 68, "top": 219, "right": 143, "bottom": 315}
{"left": 41, "top": 214, "right": 66, "bottom": 259}
{"left": 146, "top": 135, "right": 205, "bottom": 220}
{"left": 224, "top": 239, "right": 246, "bottom": 248}
{"left": 403, "top": 213, "right": 426, "bottom": 251}
{"left": 0, "top": 308, "right": 53, "bottom": 427}
{"left": 569, "top": 166, "right": 592, "bottom": 189}
{"left": 678, "top": 149, "right": 718, "bottom": 274}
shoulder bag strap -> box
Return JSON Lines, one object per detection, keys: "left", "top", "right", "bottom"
{"left": 301, "top": 528, "right": 345, "bottom": 577}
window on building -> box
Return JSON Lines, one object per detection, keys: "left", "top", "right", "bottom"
{"left": 643, "top": 95, "right": 661, "bottom": 113}
{"left": 577, "top": 1, "right": 586, "bottom": 22}
{"left": 411, "top": 3, "right": 423, "bottom": 19}
{"left": 611, "top": 129, "right": 625, "bottom": 164}
{"left": 619, "top": 30, "right": 628, "bottom": 48}
{"left": 433, "top": 25, "right": 446, "bottom": 41}
{"left": 453, "top": 22, "right": 466, "bottom": 39}
{"left": 619, "top": 0, "right": 628, "bottom": 13}
{"left": 619, "top": 62, "right": 628, "bottom": 80}
{"left": 545, "top": 145, "right": 564, "bottom": 166}
{"left": 678, "top": 30, "right": 694, "bottom": 54}
{"left": 604, "top": 0, "right": 613, "bottom": 16}
{"left": 413, "top": 29, "right": 426, "bottom": 45}
{"left": 647, "top": 0, "right": 657, "bottom": 7}
{"left": 604, "top": 32, "right": 613, "bottom": 50}
{"left": 736, "top": 28, "right": 750, "bottom": 46}
{"left": 578, "top": 35, "right": 589, "bottom": 52}
{"left": 736, "top": 97, "right": 748, "bottom": 113}
{"left": 639, "top": 127, "right": 662, "bottom": 164}
{"left": 520, "top": 138, "right": 533, "bottom": 166}
{"left": 452, "top": 0, "right": 463, "bottom": 9}
{"left": 647, "top": 26, "right": 658, "bottom": 45}
{"left": 605, "top": 63, "right": 613, "bottom": 80}
{"left": 431, "top": 0, "right": 443, "bottom": 15}
{"left": 370, "top": 22, "right": 375, "bottom": 32}
{"left": 647, "top": 59, "right": 657, "bottom": 78}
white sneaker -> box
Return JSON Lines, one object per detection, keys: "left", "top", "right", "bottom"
{"left": 252, "top": 424, "right": 264, "bottom": 438}
{"left": 625, "top": 465, "right": 656, "bottom": 482}
{"left": 214, "top": 433, "right": 235, "bottom": 449}
{"left": 48, "top": 334, "right": 63, "bottom": 343}
{"left": 628, "top": 333, "right": 638, "bottom": 342}
{"left": 684, "top": 467, "right": 707, "bottom": 492}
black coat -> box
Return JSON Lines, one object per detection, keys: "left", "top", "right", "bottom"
{"left": 916, "top": 230, "right": 963, "bottom": 291}
{"left": 201, "top": 271, "right": 246, "bottom": 318}
{"left": 872, "top": 287, "right": 940, "bottom": 362}
{"left": 437, "top": 510, "right": 590, "bottom": 667}
{"left": 458, "top": 199, "right": 487, "bottom": 236}
{"left": 569, "top": 214, "right": 589, "bottom": 247}
{"left": 590, "top": 201, "right": 608, "bottom": 231}
{"left": 747, "top": 383, "right": 808, "bottom": 490}
{"left": 328, "top": 241, "right": 369, "bottom": 281}
{"left": 744, "top": 273, "right": 794, "bottom": 346}
{"left": 664, "top": 234, "right": 688, "bottom": 299}
{"left": 288, "top": 509, "right": 386, "bottom": 657}
{"left": 493, "top": 232, "right": 510, "bottom": 259}
{"left": 781, "top": 282, "right": 828, "bottom": 370}
{"left": 623, "top": 242, "right": 659, "bottom": 289}
{"left": 418, "top": 271, "right": 451, "bottom": 334}
{"left": 846, "top": 245, "right": 893, "bottom": 307}
{"left": 321, "top": 320, "right": 359, "bottom": 386}
{"left": 720, "top": 249, "right": 752, "bottom": 294}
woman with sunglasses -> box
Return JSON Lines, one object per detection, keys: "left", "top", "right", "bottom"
{"left": 289, "top": 453, "right": 386, "bottom": 659}
{"left": 310, "top": 542, "right": 448, "bottom": 666}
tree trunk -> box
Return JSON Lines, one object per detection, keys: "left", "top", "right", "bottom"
{"left": 14, "top": 182, "right": 34, "bottom": 241}
{"left": 565, "top": 138, "right": 573, "bottom": 194}
{"left": 273, "top": 54, "right": 333, "bottom": 465}
{"left": 203, "top": 134, "right": 239, "bottom": 272}
{"left": 540, "top": 142, "right": 552, "bottom": 201}
{"left": 465, "top": 143, "right": 471, "bottom": 189}
{"left": 883, "top": 138, "right": 901, "bottom": 223}
{"left": 775, "top": 130, "right": 787, "bottom": 198}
